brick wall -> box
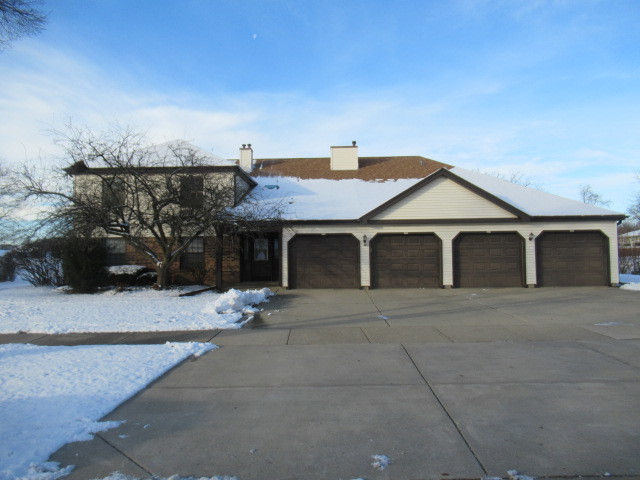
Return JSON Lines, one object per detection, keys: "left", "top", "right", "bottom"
{"left": 123, "top": 236, "right": 241, "bottom": 286}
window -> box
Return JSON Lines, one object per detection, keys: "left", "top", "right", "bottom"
{"left": 180, "top": 176, "right": 204, "bottom": 210}
{"left": 104, "top": 238, "right": 127, "bottom": 266}
{"left": 254, "top": 239, "right": 268, "bottom": 261}
{"left": 181, "top": 237, "right": 205, "bottom": 270}
{"left": 102, "top": 177, "right": 126, "bottom": 210}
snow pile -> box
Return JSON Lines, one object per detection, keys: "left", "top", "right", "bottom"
{"left": 482, "top": 470, "right": 536, "bottom": 480}
{"left": 0, "top": 284, "right": 274, "bottom": 333}
{"left": 371, "top": 454, "right": 391, "bottom": 471}
{"left": 620, "top": 283, "right": 640, "bottom": 291}
{"left": 106, "top": 265, "right": 148, "bottom": 275}
{"left": 507, "top": 469, "right": 535, "bottom": 480}
{"left": 0, "top": 342, "right": 216, "bottom": 480}
{"left": 205, "top": 288, "right": 274, "bottom": 316}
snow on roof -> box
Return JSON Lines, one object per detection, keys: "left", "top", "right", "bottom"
{"left": 252, "top": 176, "right": 422, "bottom": 220}
{"left": 451, "top": 167, "right": 625, "bottom": 217}
{"left": 620, "top": 230, "right": 640, "bottom": 237}
{"left": 249, "top": 165, "right": 625, "bottom": 221}
{"left": 149, "top": 140, "right": 234, "bottom": 167}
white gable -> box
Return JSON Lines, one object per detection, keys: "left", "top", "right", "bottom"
{"left": 372, "top": 176, "right": 517, "bottom": 220}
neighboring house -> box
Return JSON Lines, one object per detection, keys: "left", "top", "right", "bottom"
{"left": 619, "top": 230, "right": 640, "bottom": 248}
{"left": 68, "top": 141, "right": 626, "bottom": 288}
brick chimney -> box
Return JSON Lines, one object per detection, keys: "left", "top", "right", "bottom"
{"left": 239, "top": 144, "right": 253, "bottom": 171}
{"left": 330, "top": 141, "right": 359, "bottom": 170}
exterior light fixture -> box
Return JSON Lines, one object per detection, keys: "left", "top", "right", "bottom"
{"left": 529, "top": 233, "right": 535, "bottom": 241}
{"left": 363, "top": 235, "right": 368, "bottom": 246}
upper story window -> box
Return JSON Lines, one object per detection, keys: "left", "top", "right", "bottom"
{"left": 180, "top": 176, "right": 204, "bottom": 210}
{"left": 101, "top": 177, "right": 126, "bottom": 210}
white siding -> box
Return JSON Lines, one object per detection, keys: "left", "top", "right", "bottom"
{"left": 373, "top": 177, "right": 517, "bottom": 220}
{"left": 281, "top": 221, "right": 620, "bottom": 288}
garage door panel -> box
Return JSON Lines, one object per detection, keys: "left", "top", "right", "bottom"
{"left": 454, "top": 233, "right": 524, "bottom": 288}
{"left": 371, "top": 234, "right": 441, "bottom": 288}
{"left": 289, "top": 235, "right": 359, "bottom": 289}
{"left": 537, "top": 232, "right": 608, "bottom": 286}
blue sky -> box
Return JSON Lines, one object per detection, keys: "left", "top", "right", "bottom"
{"left": 1, "top": 0, "right": 638, "bottom": 212}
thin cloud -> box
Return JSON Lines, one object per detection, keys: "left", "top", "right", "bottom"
{"left": 0, "top": 40, "right": 636, "bottom": 212}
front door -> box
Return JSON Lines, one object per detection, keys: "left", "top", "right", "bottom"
{"left": 241, "top": 234, "right": 280, "bottom": 281}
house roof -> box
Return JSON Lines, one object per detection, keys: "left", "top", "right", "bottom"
{"left": 252, "top": 176, "right": 422, "bottom": 221}
{"left": 64, "top": 140, "right": 257, "bottom": 188}
{"left": 620, "top": 230, "right": 640, "bottom": 237}
{"left": 250, "top": 156, "right": 452, "bottom": 180}
{"left": 65, "top": 140, "right": 237, "bottom": 174}
{"left": 252, "top": 162, "right": 626, "bottom": 222}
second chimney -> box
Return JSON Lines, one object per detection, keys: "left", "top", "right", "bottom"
{"left": 330, "top": 141, "right": 359, "bottom": 170}
{"left": 240, "top": 143, "right": 253, "bottom": 171}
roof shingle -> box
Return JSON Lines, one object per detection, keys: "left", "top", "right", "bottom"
{"left": 250, "top": 156, "right": 452, "bottom": 180}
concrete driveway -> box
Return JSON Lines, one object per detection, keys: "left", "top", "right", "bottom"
{"left": 51, "top": 287, "right": 640, "bottom": 480}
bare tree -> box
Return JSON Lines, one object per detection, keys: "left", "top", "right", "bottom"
{"left": 579, "top": 184, "right": 610, "bottom": 207}
{"left": 628, "top": 172, "right": 640, "bottom": 223}
{"left": 479, "top": 169, "right": 544, "bottom": 190}
{"left": 0, "top": 160, "right": 21, "bottom": 241}
{"left": 19, "top": 125, "right": 284, "bottom": 289}
{"left": 0, "top": 0, "right": 47, "bottom": 50}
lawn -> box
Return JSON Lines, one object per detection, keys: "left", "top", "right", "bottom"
{"left": 0, "top": 281, "right": 274, "bottom": 480}
{"left": 0, "top": 281, "right": 273, "bottom": 333}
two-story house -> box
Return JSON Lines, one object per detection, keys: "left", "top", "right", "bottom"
{"left": 619, "top": 230, "right": 640, "bottom": 249}
{"left": 67, "top": 140, "right": 626, "bottom": 288}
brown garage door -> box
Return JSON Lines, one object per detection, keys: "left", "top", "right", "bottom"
{"left": 371, "top": 234, "right": 441, "bottom": 288}
{"left": 454, "top": 233, "right": 524, "bottom": 287}
{"left": 537, "top": 231, "right": 609, "bottom": 286}
{"left": 288, "top": 235, "right": 359, "bottom": 288}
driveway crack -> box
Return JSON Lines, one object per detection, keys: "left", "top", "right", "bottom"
{"left": 96, "top": 434, "right": 153, "bottom": 476}
{"left": 364, "top": 289, "right": 390, "bottom": 326}
{"left": 400, "top": 344, "right": 488, "bottom": 475}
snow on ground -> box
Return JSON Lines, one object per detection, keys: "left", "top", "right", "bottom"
{"left": 0, "top": 342, "right": 216, "bottom": 480}
{"left": 620, "top": 273, "right": 640, "bottom": 291}
{"left": 0, "top": 278, "right": 30, "bottom": 290}
{"left": 0, "top": 284, "right": 274, "bottom": 333}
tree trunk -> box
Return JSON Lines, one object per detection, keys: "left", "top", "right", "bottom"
{"left": 156, "top": 261, "right": 171, "bottom": 290}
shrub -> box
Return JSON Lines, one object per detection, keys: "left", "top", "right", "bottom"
{"left": 0, "top": 251, "right": 16, "bottom": 282}
{"left": 105, "top": 264, "right": 155, "bottom": 288}
{"left": 61, "top": 237, "right": 108, "bottom": 293}
{"left": 11, "top": 238, "right": 65, "bottom": 286}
